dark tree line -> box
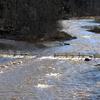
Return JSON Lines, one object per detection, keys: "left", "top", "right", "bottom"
{"left": 0, "top": 0, "right": 63, "bottom": 41}
{"left": 62, "top": 0, "right": 100, "bottom": 17}
{"left": 0, "top": 0, "right": 100, "bottom": 41}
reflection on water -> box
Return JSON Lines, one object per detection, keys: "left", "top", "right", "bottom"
{"left": 36, "top": 84, "right": 52, "bottom": 89}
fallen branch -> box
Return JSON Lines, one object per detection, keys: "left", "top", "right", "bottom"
{"left": 54, "top": 53, "right": 100, "bottom": 58}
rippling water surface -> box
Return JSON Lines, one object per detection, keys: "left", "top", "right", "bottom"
{"left": 0, "top": 19, "right": 100, "bottom": 100}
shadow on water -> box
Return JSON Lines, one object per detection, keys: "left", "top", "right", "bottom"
{"left": 0, "top": 43, "right": 16, "bottom": 64}
{"left": 0, "top": 43, "right": 17, "bottom": 50}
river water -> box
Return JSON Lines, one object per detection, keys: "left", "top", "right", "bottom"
{"left": 0, "top": 19, "right": 100, "bottom": 100}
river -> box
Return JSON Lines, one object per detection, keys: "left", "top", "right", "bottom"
{"left": 0, "top": 19, "right": 100, "bottom": 100}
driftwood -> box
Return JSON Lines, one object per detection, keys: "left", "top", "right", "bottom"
{"left": 54, "top": 53, "right": 100, "bottom": 58}
{"left": 0, "top": 52, "right": 34, "bottom": 59}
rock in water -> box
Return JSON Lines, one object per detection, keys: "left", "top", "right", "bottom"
{"left": 84, "top": 58, "right": 91, "bottom": 61}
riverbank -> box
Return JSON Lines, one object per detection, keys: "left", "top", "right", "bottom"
{"left": 0, "top": 29, "right": 76, "bottom": 43}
